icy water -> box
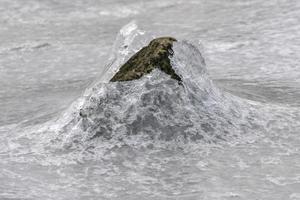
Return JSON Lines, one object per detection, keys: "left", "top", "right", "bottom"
{"left": 1, "top": 0, "right": 300, "bottom": 199}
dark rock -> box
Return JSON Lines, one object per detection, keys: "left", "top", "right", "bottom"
{"left": 110, "top": 37, "right": 181, "bottom": 82}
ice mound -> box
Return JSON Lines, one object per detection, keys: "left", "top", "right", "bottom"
{"left": 49, "top": 22, "right": 262, "bottom": 149}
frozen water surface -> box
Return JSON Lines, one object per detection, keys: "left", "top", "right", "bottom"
{"left": 0, "top": 0, "right": 300, "bottom": 199}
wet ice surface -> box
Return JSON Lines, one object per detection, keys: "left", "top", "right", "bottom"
{"left": 0, "top": 0, "right": 300, "bottom": 199}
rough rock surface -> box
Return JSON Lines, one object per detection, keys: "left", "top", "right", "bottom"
{"left": 110, "top": 37, "right": 181, "bottom": 82}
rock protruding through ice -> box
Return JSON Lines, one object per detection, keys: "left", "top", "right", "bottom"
{"left": 47, "top": 22, "right": 264, "bottom": 150}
